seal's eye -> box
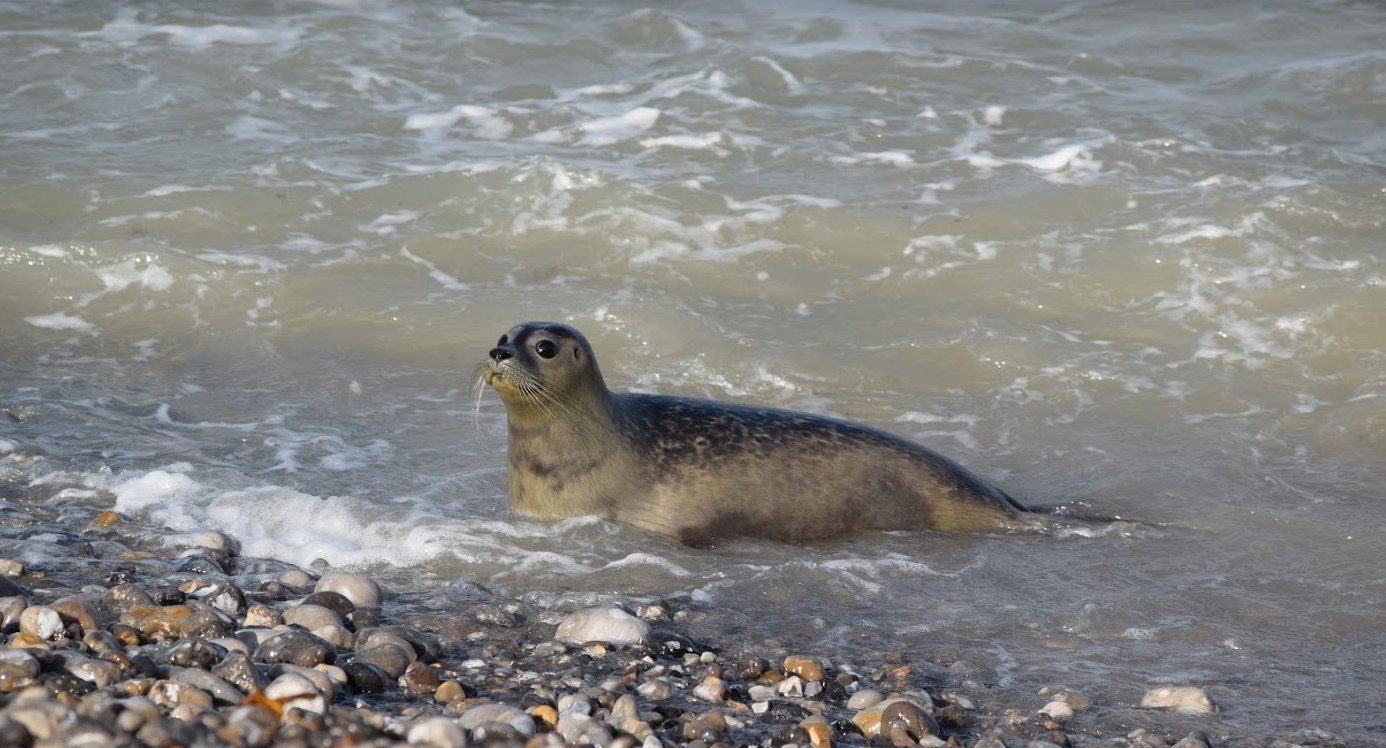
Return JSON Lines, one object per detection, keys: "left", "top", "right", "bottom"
{"left": 534, "top": 339, "right": 558, "bottom": 359}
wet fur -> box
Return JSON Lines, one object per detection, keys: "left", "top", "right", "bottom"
{"left": 481, "top": 321, "right": 1045, "bottom": 545}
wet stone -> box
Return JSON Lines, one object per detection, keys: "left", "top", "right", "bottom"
{"left": 407, "top": 716, "right": 468, "bottom": 748}
{"left": 315, "top": 571, "right": 383, "bottom": 608}
{"left": 158, "top": 637, "right": 225, "bottom": 670}
{"left": 554, "top": 606, "right": 650, "bottom": 646}
{"left": 683, "top": 709, "right": 728, "bottom": 742}
{"left": 55, "top": 651, "right": 122, "bottom": 688}
{"left": 253, "top": 628, "right": 336, "bottom": 667}
{"left": 402, "top": 660, "right": 441, "bottom": 695}
{"left": 172, "top": 667, "right": 246, "bottom": 705}
{"left": 182, "top": 581, "right": 247, "bottom": 618}
{"left": 848, "top": 688, "right": 885, "bottom": 710}
{"left": 300, "top": 590, "right": 355, "bottom": 618}
{"left": 50, "top": 595, "right": 101, "bottom": 635}
{"left": 1141, "top": 686, "right": 1216, "bottom": 714}
{"left": 283, "top": 602, "right": 343, "bottom": 631}
{"left": 18, "top": 604, "right": 63, "bottom": 640}
{"left": 0, "top": 648, "right": 41, "bottom": 691}
{"left": 736, "top": 655, "right": 768, "bottom": 681}
{"left": 784, "top": 654, "right": 825, "bottom": 682}
{"left": 344, "top": 660, "right": 390, "bottom": 694}
{"left": 456, "top": 701, "right": 536, "bottom": 737}
{"left": 471, "top": 602, "right": 520, "bottom": 627}
{"left": 121, "top": 605, "right": 194, "bottom": 638}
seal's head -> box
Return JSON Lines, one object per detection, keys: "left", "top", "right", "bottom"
{"left": 483, "top": 322, "right": 610, "bottom": 427}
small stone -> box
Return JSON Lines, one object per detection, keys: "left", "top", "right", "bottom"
{"left": 283, "top": 603, "right": 343, "bottom": 631}
{"left": 121, "top": 605, "right": 194, "bottom": 638}
{"left": 557, "top": 712, "right": 612, "bottom": 746}
{"left": 173, "top": 668, "right": 246, "bottom": 705}
{"left": 279, "top": 569, "right": 316, "bottom": 589}
{"left": 682, "top": 710, "right": 727, "bottom": 742}
{"left": 243, "top": 604, "right": 280, "bottom": 628}
{"left": 435, "top": 679, "right": 471, "bottom": 704}
{"left": 408, "top": 716, "right": 468, "bottom": 748}
{"left": 554, "top": 606, "right": 650, "bottom": 646}
{"left": 801, "top": 716, "right": 833, "bottom": 748}
{"left": 343, "top": 660, "right": 390, "bottom": 694}
{"left": 183, "top": 581, "right": 247, "bottom": 618}
{"left": 213, "top": 651, "right": 270, "bottom": 696}
{"left": 19, "top": 605, "right": 65, "bottom": 641}
{"left": 264, "top": 671, "right": 329, "bottom": 715}
{"left": 736, "top": 655, "right": 768, "bottom": 680}
{"left": 159, "top": 637, "right": 225, "bottom": 669}
{"left": 50, "top": 595, "right": 101, "bottom": 635}
{"left": 350, "top": 643, "right": 413, "bottom": 680}
{"left": 848, "top": 689, "right": 885, "bottom": 710}
{"left": 1171, "top": 731, "right": 1212, "bottom": 748}
{"left": 636, "top": 677, "right": 674, "bottom": 701}
{"left": 55, "top": 652, "right": 122, "bottom": 688}
{"left": 693, "top": 675, "right": 727, "bottom": 703}
{"left": 254, "top": 628, "right": 336, "bottom": 668}
{"left": 1140, "top": 686, "right": 1216, "bottom": 714}
{"left": 403, "top": 661, "right": 442, "bottom": 696}
{"left": 300, "top": 590, "right": 356, "bottom": 618}
{"left": 456, "top": 701, "right": 536, "bottom": 737}
{"left": 226, "top": 705, "right": 279, "bottom": 746}
{"left": 881, "top": 699, "right": 939, "bottom": 741}
{"left": 314, "top": 571, "right": 382, "bottom": 608}
{"left": 784, "top": 654, "right": 825, "bottom": 682}
{"left": 1039, "top": 700, "right": 1073, "bottom": 723}
{"left": 0, "top": 649, "right": 41, "bottom": 692}
{"left": 530, "top": 704, "right": 559, "bottom": 729}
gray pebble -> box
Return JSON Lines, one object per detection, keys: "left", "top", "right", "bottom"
{"left": 283, "top": 602, "right": 343, "bottom": 631}
{"left": 455, "top": 701, "right": 536, "bottom": 737}
{"left": 352, "top": 643, "right": 413, "bottom": 680}
{"left": 407, "top": 716, "right": 468, "bottom": 748}
{"left": 254, "top": 628, "right": 336, "bottom": 667}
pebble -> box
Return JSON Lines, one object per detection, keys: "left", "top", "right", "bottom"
{"left": 315, "top": 570, "right": 383, "bottom": 608}
{"left": 848, "top": 688, "right": 885, "bottom": 710}
{"left": 693, "top": 674, "right": 728, "bottom": 702}
{"left": 282, "top": 602, "right": 343, "bottom": 631}
{"left": 554, "top": 606, "right": 650, "bottom": 646}
{"left": 254, "top": 628, "right": 336, "bottom": 667}
{"left": 1039, "top": 700, "right": 1073, "bottom": 722}
{"left": 18, "top": 605, "right": 63, "bottom": 640}
{"left": 407, "top": 716, "right": 468, "bottom": 748}
{"left": 0, "top": 506, "right": 1283, "bottom": 748}
{"left": 456, "top": 701, "right": 536, "bottom": 737}
{"left": 784, "top": 654, "right": 825, "bottom": 682}
{"left": 1140, "top": 686, "right": 1217, "bottom": 713}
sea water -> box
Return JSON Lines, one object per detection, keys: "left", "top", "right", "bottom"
{"left": 2, "top": 1, "right": 1384, "bottom": 742}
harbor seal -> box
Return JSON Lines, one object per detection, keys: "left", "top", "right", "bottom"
{"left": 479, "top": 321, "right": 1045, "bottom": 545}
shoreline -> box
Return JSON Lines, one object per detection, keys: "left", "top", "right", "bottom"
{"left": 0, "top": 494, "right": 1342, "bottom": 748}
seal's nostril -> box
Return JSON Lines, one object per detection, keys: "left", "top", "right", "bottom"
{"left": 489, "top": 347, "right": 513, "bottom": 362}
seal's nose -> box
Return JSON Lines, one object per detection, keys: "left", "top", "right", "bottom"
{"left": 489, "top": 346, "right": 513, "bottom": 362}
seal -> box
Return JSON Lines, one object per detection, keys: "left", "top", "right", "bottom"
{"left": 479, "top": 321, "right": 1046, "bottom": 545}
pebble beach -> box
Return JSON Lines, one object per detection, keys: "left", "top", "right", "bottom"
{"left": 0, "top": 458, "right": 1343, "bottom": 748}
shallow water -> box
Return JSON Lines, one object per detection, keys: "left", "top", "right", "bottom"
{"left": 3, "top": 1, "right": 1384, "bottom": 742}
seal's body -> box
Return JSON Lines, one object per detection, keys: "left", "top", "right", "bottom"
{"left": 481, "top": 321, "right": 1042, "bottom": 545}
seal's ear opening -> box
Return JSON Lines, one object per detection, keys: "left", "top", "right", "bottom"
{"left": 573, "top": 347, "right": 582, "bottom": 361}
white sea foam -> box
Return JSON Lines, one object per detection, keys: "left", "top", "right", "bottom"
{"left": 93, "top": 8, "right": 303, "bottom": 49}
{"left": 24, "top": 313, "right": 95, "bottom": 332}
{"left": 578, "top": 107, "right": 661, "bottom": 146}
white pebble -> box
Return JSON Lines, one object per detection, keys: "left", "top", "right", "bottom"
{"left": 407, "top": 716, "right": 467, "bottom": 748}
{"left": 264, "top": 672, "right": 328, "bottom": 715}
{"left": 554, "top": 606, "right": 650, "bottom": 646}
{"left": 314, "top": 570, "right": 382, "bottom": 608}
{"left": 1140, "top": 686, "right": 1216, "bottom": 714}
{"left": 18, "top": 605, "right": 63, "bottom": 640}
{"left": 1040, "top": 700, "right": 1073, "bottom": 722}
{"left": 848, "top": 689, "right": 885, "bottom": 710}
